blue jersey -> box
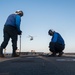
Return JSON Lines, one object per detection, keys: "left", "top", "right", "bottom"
{"left": 51, "top": 32, "right": 65, "bottom": 45}
{"left": 5, "top": 14, "right": 21, "bottom": 32}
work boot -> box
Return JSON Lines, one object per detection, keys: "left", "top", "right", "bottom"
{"left": 0, "top": 47, "right": 4, "bottom": 58}
{"left": 48, "top": 52, "right": 56, "bottom": 57}
{"left": 12, "top": 53, "right": 19, "bottom": 57}
{"left": 0, "top": 54, "right": 4, "bottom": 58}
{"left": 58, "top": 52, "right": 64, "bottom": 57}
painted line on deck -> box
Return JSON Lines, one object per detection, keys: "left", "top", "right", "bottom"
{"left": 56, "top": 58, "right": 75, "bottom": 61}
{"left": 0, "top": 57, "right": 19, "bottom": 62}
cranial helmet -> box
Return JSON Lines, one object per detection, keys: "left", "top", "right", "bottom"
{"left": 15, "top": 10, "right": 24, "bottom": 17}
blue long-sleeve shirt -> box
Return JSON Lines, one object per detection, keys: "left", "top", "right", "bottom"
{"left": 51, "top": 32, "right": 65, "bottom": 45}
{"left": 5, "top": 14, "right": 21, "bottom": 32}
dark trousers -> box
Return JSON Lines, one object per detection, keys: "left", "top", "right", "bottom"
{"left": 49, "top": 42, "right": 65, "bottom": 53}
{"left": 1, "top": 25, "right": 18, "bottom": 54}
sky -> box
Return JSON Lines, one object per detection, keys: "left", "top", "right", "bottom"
{"left": 0, "top": 0, "right": 75, "bottom": 53}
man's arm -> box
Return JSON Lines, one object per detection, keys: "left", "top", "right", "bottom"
{"left": 51, "top": 33, "right": 58, "bottom": 42}
{"left": 16, "top": 15, "right": 21, "bottom": 32}
{"left": 16, "top": 15, "right": 22, "bottom": 35}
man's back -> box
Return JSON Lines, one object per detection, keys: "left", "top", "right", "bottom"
{"left": 52, "top": 32, "right": 65, "bottom": 45}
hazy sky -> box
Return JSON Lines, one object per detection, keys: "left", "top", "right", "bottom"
{"left": 0, "top": 0, "right": 75, "bottom": 53}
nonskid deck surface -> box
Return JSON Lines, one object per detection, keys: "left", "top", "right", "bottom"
{"left": 0, "top": 54, "right": 75, "bottom": 75}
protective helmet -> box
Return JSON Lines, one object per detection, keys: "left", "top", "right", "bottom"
{"left": 15, "top": 10, "right": 24, "bottom": 17}
{"left": 48, "top": 29, "right": 55, "bottom": 35}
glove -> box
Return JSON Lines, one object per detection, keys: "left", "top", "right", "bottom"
{"left": 18, "top": 30, "right": 22, "bottom": 35}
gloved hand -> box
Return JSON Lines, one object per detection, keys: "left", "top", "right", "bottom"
{"left": 18, "top": 30, "right": 22, "bottom": 35}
